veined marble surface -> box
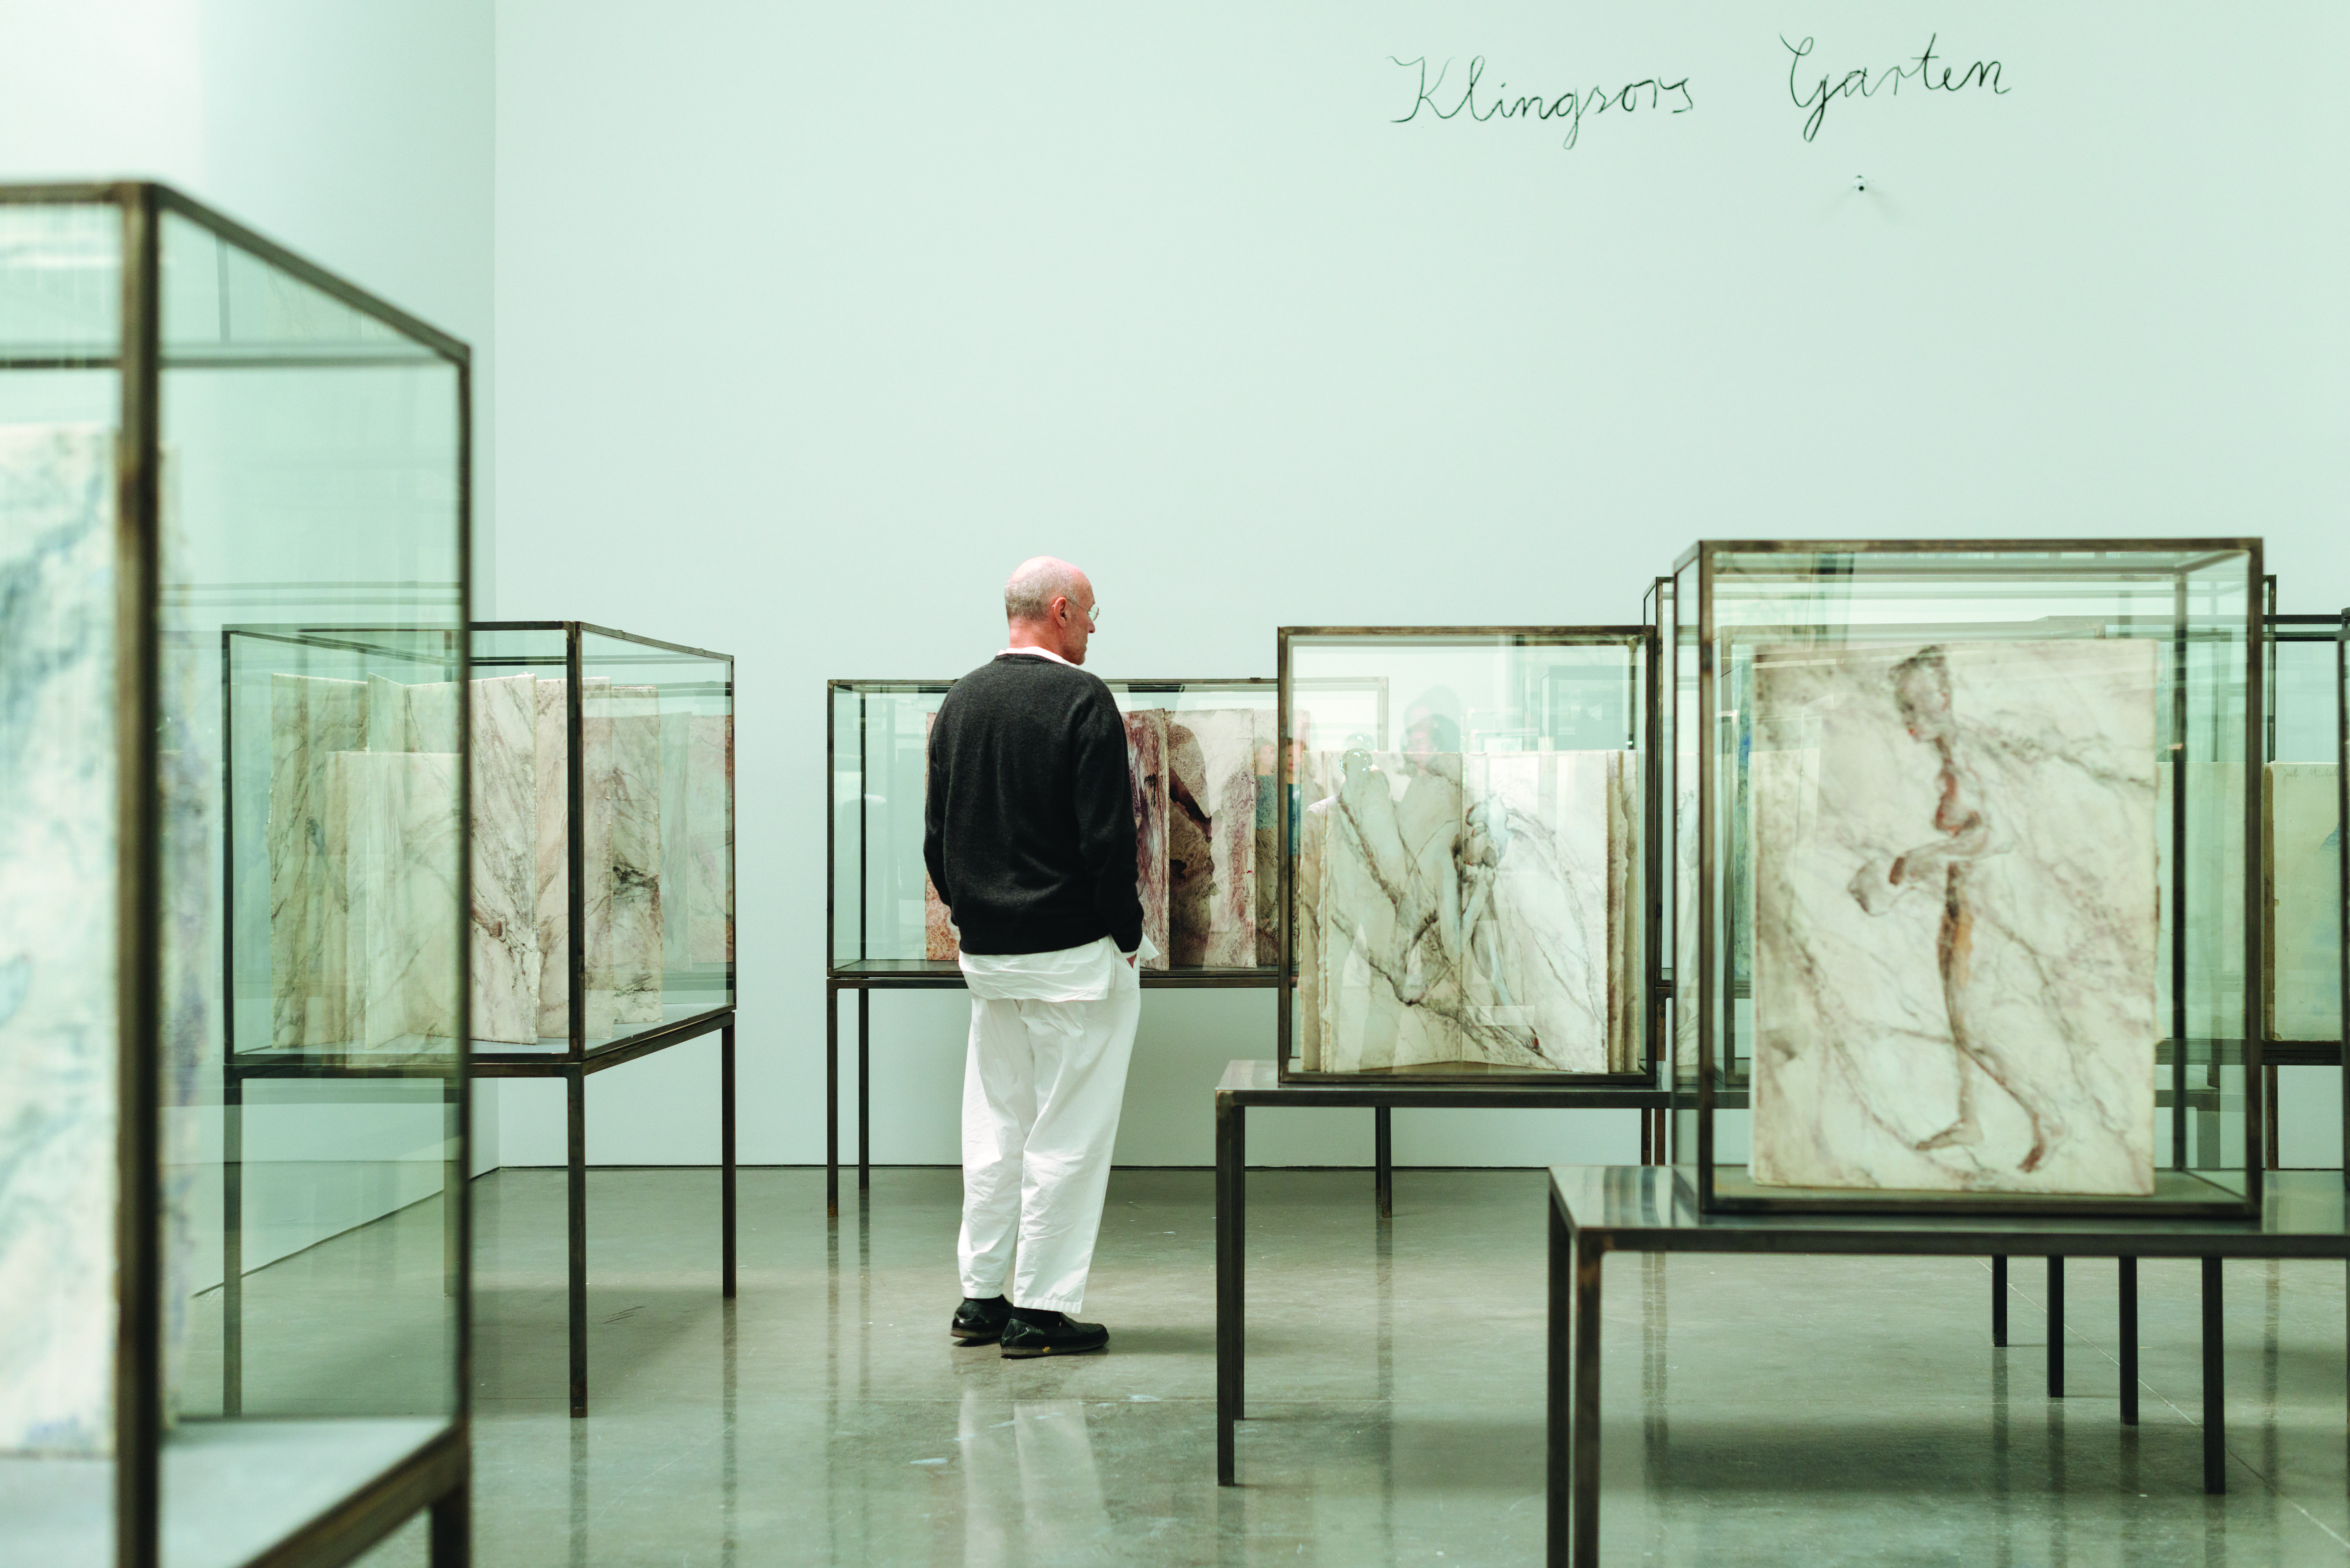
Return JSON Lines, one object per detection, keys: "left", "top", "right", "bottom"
{"left": 923, "top": 709, "right": 958, "bottom": 961}
{"left": 2265, "top": 762, "right": 2341, "bottom": 1042}
{"left": 1167, "top": 710, "right": 1258, "bottom": 967}
{"left": 1126, "top": 709, "right": 1170, "bottom": 970}
{"left": 157, "top": 596, "right": 216, "bottom": 1429}
{"left": 0, "top": 425, "right": 118, "bottom": 1453}
{"left": 1254, "top": 716, "right": 1280, "bottom": 967}
{"left": 331, "top": 751, "right": 463, "bottom": 1049}
{"left": 1308, "top": 748, "right": 1628, "bottom": 1073}
{"left": 534, "top": 678, "right": 616, "bottom": 1039}
{"left": 684, "top": 713, "right": 733, "bottom": 969}
{"left": 1749, "top": 639, "right": 2159, "bottom": 1196}
{"left": 269, "top": 676, "right": 367, "bottom": 1048}
{"left": 599, "top": 687, "right": 664, "bottom": 1027}
{"left": 472, "top": 676, "right": 542, "bottom": 1044}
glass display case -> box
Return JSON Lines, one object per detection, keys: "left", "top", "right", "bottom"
{"left": 829, "top": 676, "right": 1286, "bottom": 979}
{"left": 2260, "top": 599, "right": 2343, "bottom": 1063}
{"left": 0, "top": 184, "right": 470, "bottom": 1565}
{"left": 1276, "top": 628, "right": 1654, "bottom": 1085}
{"left": 1669, "top": 540, "right": 2262, "bottom": 1217}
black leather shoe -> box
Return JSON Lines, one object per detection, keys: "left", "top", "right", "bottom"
{"left": 999, "top": 1308, "right": 1109, "bottom": 1358}
{"left": 951, "top": 1296, "right": 1013, "bottom": 1345}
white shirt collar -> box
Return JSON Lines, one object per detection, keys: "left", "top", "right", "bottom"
{"left": 997, "top": 645, "right": 1075, "bottom": 667}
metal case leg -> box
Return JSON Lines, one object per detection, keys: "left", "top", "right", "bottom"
{"left": 2203, "top": 1257, "right": 2225, "bottom": 1493}
{"left": 1374, "top": 1106, "right": 1392, "bottom": 1220}
{"left": 223, "top": 1071, "right": 244, "bottom": 1415}
{"left": 857, "top": 988, "right": 871, "bottom": 1192}
{"left": 1991, "top": 1256, "right": 2006, "bottom": 1347}
{"left": 2047, "top": 1257, "right": 2064, "bottom": 1398}
{"left": 1216, "top": 1098, "right": 1245, "bottom": 1484}
{"left": 722, "top": 1022, "right": 738, "bottom": 1298}
{"left": 568, "top": 1067, "right": 588, "bottom": 1418}
{"left": 429, "top": 1475, "right": 471, "bottom": 1566}
{"left": 826, "top": 983, "right": 840, "bottom": 1220}
{"left": 2119, "top": 1257, "right": 2137, "bottom": 1425}
{"left": 1569, "top": 1233, "right": 1604, "bottom": 1568}
{"left": 1547, "top": 1197, "right": 1571, "bottom": 1567}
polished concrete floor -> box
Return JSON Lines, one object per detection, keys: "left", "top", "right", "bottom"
{"left": 339, "top": 1166, "right": 2350, "bottom": 1566}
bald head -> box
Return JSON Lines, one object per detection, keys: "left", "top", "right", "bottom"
{"left": 1003, "top": 555, "right": 1098, "bottom": 665}
{"left": 1004, "top": 557, "right": 1087, "bottom": 622}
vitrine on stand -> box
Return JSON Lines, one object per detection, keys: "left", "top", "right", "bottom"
{"left": 0, "top": 182, "right": 472, "bottom": 1567}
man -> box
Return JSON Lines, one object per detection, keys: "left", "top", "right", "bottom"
{"left": 923, "top": 556, "right": 1149, "bottom": 1357}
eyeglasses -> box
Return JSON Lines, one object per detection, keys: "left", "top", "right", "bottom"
{"left": 1063, "top": 599, "right": 1099, "bottom": 627}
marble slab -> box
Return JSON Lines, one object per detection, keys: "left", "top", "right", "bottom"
{"left": 156, "top": 585, "right": 216, "bottom": 1429}
{"left": 1126, "top": 709, "right": 1171, "bottom": 970}
{"left": 1294, "top": 766, "right": 1332, "bottom": 1071}
{"left": 1309, "top": 748, "right": 1624, "bottom": 1073}
{"left": 922, "top": 710, "right": 959, "bottom": 960}
{"left": 685, "top": 714, "right": 733, "bottom": 968}
{"left": 0, "top": 424, "right": 118, "bottom": 1453}
{"left": 1254, "top": 714, "right": 1280, "bottom": 966}
{"left": 2265, "top": 762, "right": 2341, "bottom": 1042}
{"left": 471, "top": 675, "right": 542, "bottom": 1044}
{"left": 599, "top": 686, "right": 664, "bottom": 1027}
{"left": 330, "top": 751, "right": 463, "bottom": 1048}
{"left": 1748, "top": 639, "right": 2159, "bottom": 1196}
{"left": 1167, "top": 710, "right": 1259, "bottom": 967}
{"left": 269, "top": 676, "right": 367, "bottom": 1048}
{"left": 535, "top": 678, "right": 613, "bottom": 1040}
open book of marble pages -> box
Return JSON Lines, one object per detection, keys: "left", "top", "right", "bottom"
{"left": 2265, "top": 761, "right": 2342, "bottom": 1042}
{"left": 1748, "top": 639, "right": 2160, "bottom": 1196}
{"left": 269, "top": 674, "right": 719, "bottom": 1049}
{"left": 1296, "top": 749, "right": 1639, "bottom": 1075}
{"left": 922, "top": 706, "right": 1276, "bottom": 972}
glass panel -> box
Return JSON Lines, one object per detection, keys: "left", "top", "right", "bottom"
{"left": 158, "top": 204, "right": 464, "bottom": 1562}
{"left": 2264, "top": 623, "right": 2341, "bottom": 1044}
{"left": 0, "top": 198, "right": 122, "bottom": 1566}
{"left": 576, "top": 628, "right": 735, "bottom": 1048}
{"left": 1669, "top": 558, "right": 1704, "bottom": 1180}
{"left": 830, "top": 676, "right": 1287, "bottom": 975}
{"left": 830, "top": 683, "right": 953, "bottom": 970}
{"left": 1283, "top": 632, "right": 1646, "bottom": 1081}
{"left": 1693, "top": 543, "right": 2255, "bottom": 1213}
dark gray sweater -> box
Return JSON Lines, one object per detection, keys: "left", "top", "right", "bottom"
{"left": 922, "top": 653, "right": 1143, "bottom": 956}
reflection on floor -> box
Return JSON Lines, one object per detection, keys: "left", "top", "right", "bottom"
{"left": 342, "top": 1167, "right": 2350, "bottom": 1567}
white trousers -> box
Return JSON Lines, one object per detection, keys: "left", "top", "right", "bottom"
{"left": 958, "top": 973, "right": 1140, "bottom": 1314}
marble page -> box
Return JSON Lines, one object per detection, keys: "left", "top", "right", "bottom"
{"left": 1125, "top": 709, "right": 1171, "bottom": 970}
{"left": 157, "top": 596, "right": 216, "bottom": 1429}
{"left": 535, "top": 678, "right": 613, "bottom": 1039}
{"left": 331, "top": 750, "right": 463, "bottom": 1049}
{"left": 1604, "top": 751, "right": 1640, "bottom": 1071}
{"left": 1254, "top": 714, "right": 1280, "bottom": 966}
{"left": 1748, "top": 639, "right": 2159, "bottom": 1196}
{"left": 923, "top": 710, "right": 959, "bottom": 960}
{"left": 2265, "top": 762, "right": 2341, "bottom": 1042}
{"left": 1291, "top": 749, "right": 1344, "bottom": 1069}
{"left": 686, "top": 714, "right": 734, "bottom": 967}
{"left": 0, "top": 425, "right": 117, "bottom": 1453}
{"left": 1672, "top": 754, "right": 1696, "bottom": 1071}
{"left": 269, "top": 675, "right": 368, "bottom": 1047}
{"left": 471, "top": 675, "right": 542, "bottom": 1043}
{"left": 601, "top": 687, "right": 665, "bottom": 1027}
{"left": 1311, "top": 749, "right": 1621, "bottom": 1072}
{"left": 1167, "top": 710, "right": 1259, "bottom": 966}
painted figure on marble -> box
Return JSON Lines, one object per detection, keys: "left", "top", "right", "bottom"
{"left": 1166, "top": 710, "right": 1258, "bottom": 967}
{"left": 1125, "top": 709, "right": 1171, "bottom": 970}
{"left": 1749, "top": 639, "right": 2159, "bottom": 1196}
